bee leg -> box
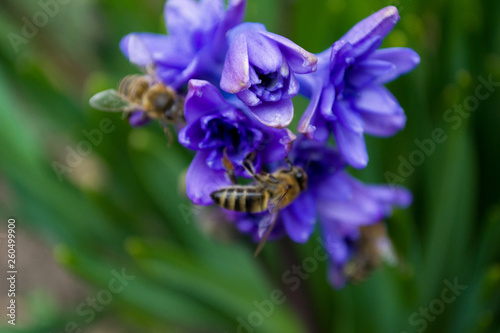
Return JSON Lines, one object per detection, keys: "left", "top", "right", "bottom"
{"left": 222, "top": 148, "right": 237, "bottom": 184}
{"left": 160, "top": 118, "right": 173, "bottom": 146}
{"left": 164, "top": 127, "right": 173, "bottom": 146}
{"left": 242, "top": 152, "right": 263, "bottom": 181}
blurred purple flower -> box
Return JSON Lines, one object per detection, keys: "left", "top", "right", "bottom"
{"left": 297, "top": 6, "right": 420, "bottom": 168}
{"left": 220, "top": 23, "right": 317, "bottom": 128}
{"left": 318, "top": 173, "right": 411, "bottom": 288}
{"left": 178, "top": 80, "right": 296, "bottom": 205}
{"left": 128, "top": 111, "right": 152, "bottom": 127}
{"left": 120, "top": 0, "right": 246, "bottom": 90}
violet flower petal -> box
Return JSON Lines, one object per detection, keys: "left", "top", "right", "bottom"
{"left": 178, "top": 121, "right": 205, "bottom": 150}
{"left": 333, "top": 100, "right": 364, "bottom": 133}
{"left": 220, "top": 32, "right": 250, "bottom": 93}
{"left": 298, "top": 88, "right": 322, "bottom": 136}
{"left": 259, "top": 31, "right": 318, "bottom": 73}
{"left": 249, "top": 98, "right": 294, "bottom": 128}
{"left": 212, "top": 0, "right": 247, "bottom": 59}
{"left": 316, "top": 172, "right": 353, "bottom": 202}
{"left": 246, "top": 31, "right": 284, "bottom": 73}
{"left": 363, "top": 185, "right": 413, "bottom": 208}
{"left": 120, "top": 33, "right": 181, "bottom": 68}
{"left": 281, "top": 192, "right": 316, "bottom": 243}
{"left": 341, "top": 6, "right": 400, "bottom": 49}
{"left": 329, "top": 40, "right": 353, "bottom": 88}
{"left": 184, "top": 79, "right": 230, "bottom": 123}
{"left": 361, "top": 111, "right": 406, "bottom": 137}
{"left": 319, "top": 84, "right": 336, "bottom": 120}
{"left": 186, "top": 151, "right": 231, "bottom": 205}
{"left": 236, "top": 89, "right": 261, "bottom": 106}
{"left": 352, "top": 85, "right": 404, "bottom": 115}
{"left": 258, "top": 128, "right": 296, "bottom": 163}
{"left": 347, "top": 59, "right": 395, "bottom": 88}
{"left": 369, "top": 47, "right": 421, "bottom": 85}
{"left": 128, "top": 111, "right": 152, "bottom": 127}
{"left": 333, "top": 122, "right": 368, "bottom": 169}
{"left": 165, "top": 0, "right": 223, "bottom": 37}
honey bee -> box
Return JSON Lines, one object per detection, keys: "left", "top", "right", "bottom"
{"left": 343, "top": 222, "right": 398, "bottom": 283}
{"left": 210, "top": 153, "right": 308, "bottom": 255}
{"left": 89, "top": 75, "right": 185, "bottom": 142}
{"left": 89, "top": 36, "right": 184, "bottom": 142}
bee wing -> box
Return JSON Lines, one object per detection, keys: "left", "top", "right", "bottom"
{"left": 376, "top": 235, "right": 398, "bottom": 266}
{"left": 257, "top": 214, "right": 273, "bottom": 240}
{"left": 254, "top": 188, "right": 289, "bottom": 256}
{"left": 89, "top": 89, "right": 132, "bottom": 112}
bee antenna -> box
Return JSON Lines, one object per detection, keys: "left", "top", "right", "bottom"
{"left": 285, "top": 156, "right": 293, "bottom": 171}
{"left": 246, "top": 152, "right": 257, "bottom": 163}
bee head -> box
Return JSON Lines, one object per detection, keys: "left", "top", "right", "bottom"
{"left": 147, "top": 84, "right": 175, "bottom": 115}
{"left": 154, "top": 92, "right": 174, "bottom": 112}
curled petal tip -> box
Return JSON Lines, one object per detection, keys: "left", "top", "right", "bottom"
{"left": 342, "top": 6, "right": 400, "bottom": 47}
{"left": 385, "top": 6, "right": 399, "bottom": 17}
{"left": 298, "top": 123, "right": 316, "bottom": 136}
{"left": 306, "top": 54, "right": 318, "bottom": 70}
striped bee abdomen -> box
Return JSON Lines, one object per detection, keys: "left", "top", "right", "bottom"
{"left": 210, "top": 187, "right": 268, "bottom": 213}
{"left": 118, "top": 75, "right": 149, "bottom": 103}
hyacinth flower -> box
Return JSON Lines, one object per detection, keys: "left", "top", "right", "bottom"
{"left": 178, "top": 80, "right": 296, "bottom": 205}
{"left": 120, "top": 0, "right": 246, "bottom": 90}
{"left": 297, "top": 6, "right": 420, "bottom": 168}
{"left": 117, "top": 0, "right": 246, "bottom": 127}
{"left": 220, "top": 22, "right": 318, "bottom": 128}
{"left": 226, "top": 139, "right": 411, "bottom": 287}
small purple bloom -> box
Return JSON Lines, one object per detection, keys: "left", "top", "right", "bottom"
{"left": 220, "top": 23, "right": 317, "bottom": 128}
{"left": 297, "top": 6, "right": 420, "bottom": 168}
{"left": 120, "top": 0, "right": 246, "bottom": 90}
{"left": 179, "top": 79, "right": 296, "bottom": 205}
{"left": 127, "top": 111, "right": 152, "bottom": 127}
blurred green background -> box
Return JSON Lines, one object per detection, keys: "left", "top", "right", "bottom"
{"left": 1, "top": 0, "right": 499, "bottom": 332}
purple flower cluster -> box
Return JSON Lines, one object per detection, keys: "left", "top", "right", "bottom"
{"left": 297, "top": 6, "right": 420, "bottom": 168}
{"left": 118, "top": 1, "right": 419, "bottom": 288}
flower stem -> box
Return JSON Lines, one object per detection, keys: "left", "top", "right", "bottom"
{"left": 279, "top": 238, "right": 320, "bottom": 333}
